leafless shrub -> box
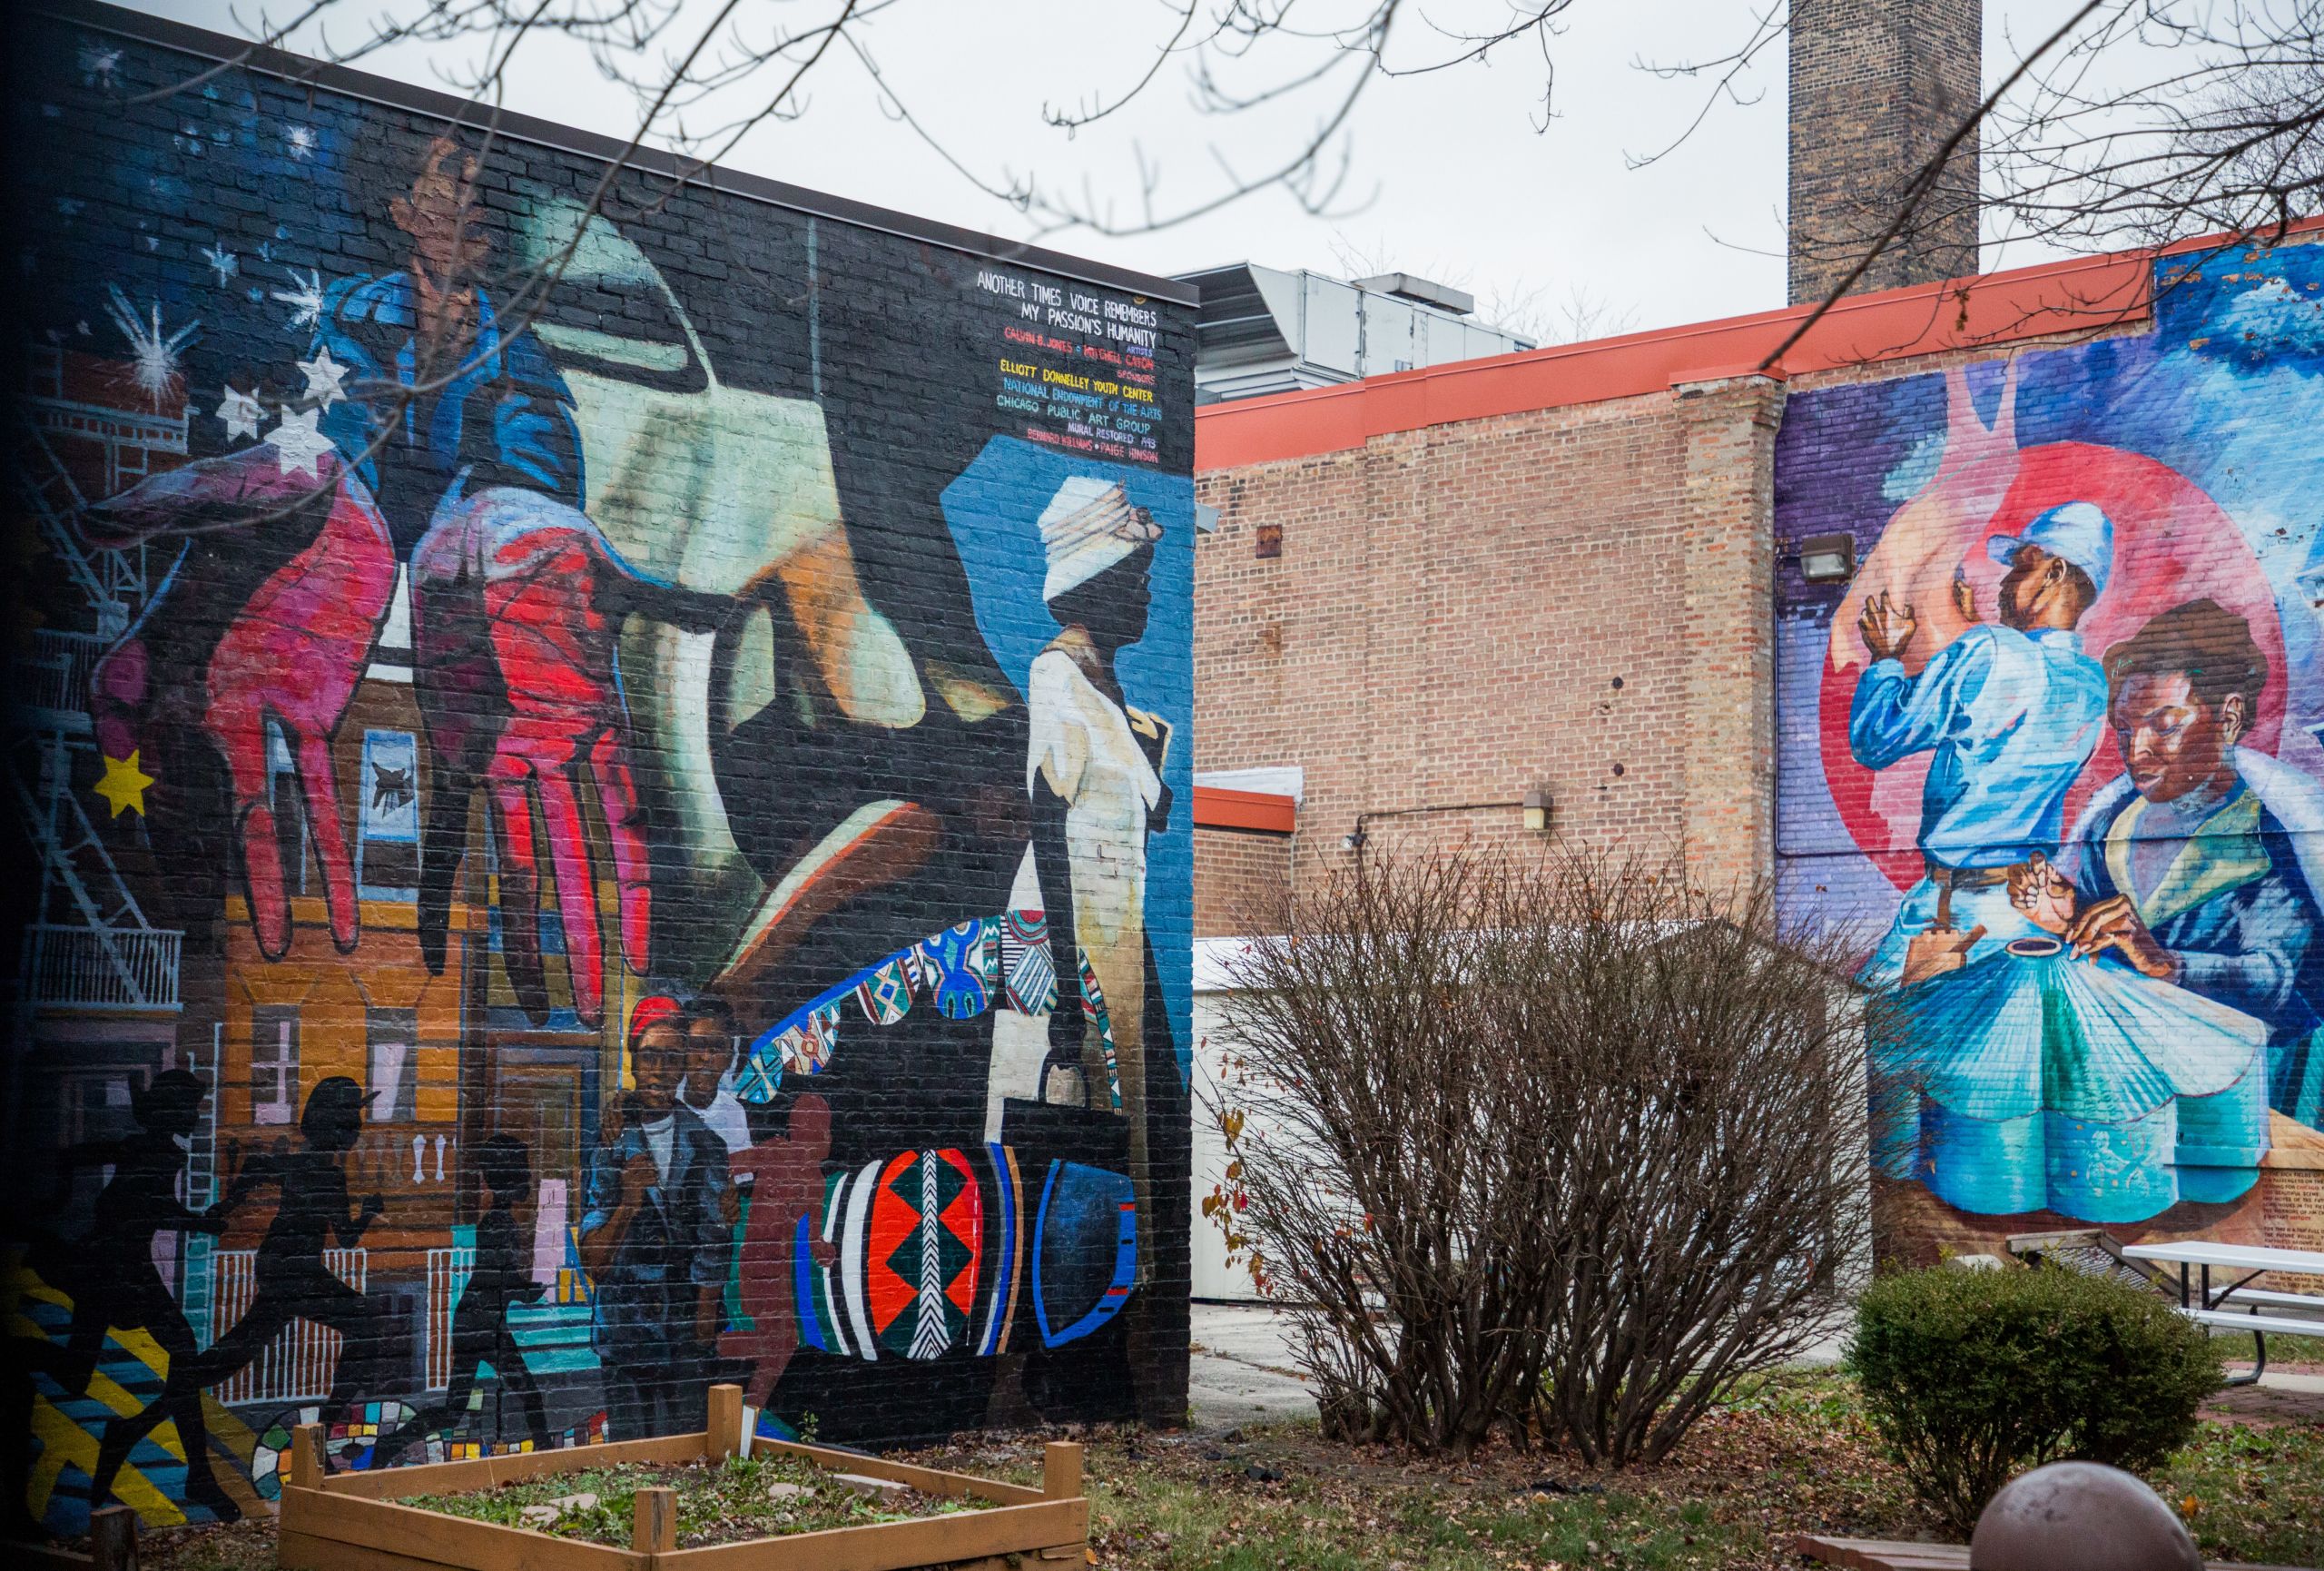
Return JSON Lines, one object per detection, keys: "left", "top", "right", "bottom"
{"left": 1206, "top": 848, "right": 1876, "bottom": 1464}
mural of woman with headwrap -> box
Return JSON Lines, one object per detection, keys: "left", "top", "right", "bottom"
{"left": 1027, "top": 479, "right": 1172, "bottom": 1275}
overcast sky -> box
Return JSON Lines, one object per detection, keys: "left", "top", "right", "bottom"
{"left": 124, "top": 1, "right": 2102, "bottom": 338}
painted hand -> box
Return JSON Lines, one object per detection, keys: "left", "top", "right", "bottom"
{"left": 81, "top": 443, "right": 397, "bottom": 959}
{"left": 2065, "top": 894, "right": 2179, "bottom": 979}
{"left": 2007, "top": 853, "right": 2077, "bottom": 934}
{"left": 1858, "top": 590, "right": 1918, "bottom": 664}
{"left": 1830, "top": 360, "right": 2024, "bottom": 677}
{"left": 1951, "top": 573, "right": 1980, "bottom": 626}
{"left": 1902, "top": 924, "right": 1985, "bottom": 987}
{"left": 412, "top": 489, "right": 664, "bottom": 1026}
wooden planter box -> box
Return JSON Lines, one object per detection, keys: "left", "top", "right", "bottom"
{"left": 277, "top": 1385, "right": 1088, "bottom": 1571}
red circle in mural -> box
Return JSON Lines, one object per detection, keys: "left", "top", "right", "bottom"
{"left": 1818, "top": 440, "right": 2286, "bottom": 891}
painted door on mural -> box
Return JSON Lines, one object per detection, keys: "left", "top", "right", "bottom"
{"left": 1774, "top": 242, "right": 2324, "bottom": 1256}
{"left": 2, "top": 16, "right": 1193, "bottom": 1536}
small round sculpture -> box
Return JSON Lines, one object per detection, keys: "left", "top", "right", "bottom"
{"left": 1970, "top": 1460, "right": 2201, "bottom": 1571}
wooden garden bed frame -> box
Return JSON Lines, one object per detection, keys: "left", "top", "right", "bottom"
{"left": 277, "top": 1385, "right": 1089, "bottom": 1571}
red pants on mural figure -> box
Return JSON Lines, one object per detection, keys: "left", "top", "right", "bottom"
{"left": 85, "top": 444, "right": 398, "bottom": 959}
{"left": 412, "top": 488, "right": 684, "bottom": 1026}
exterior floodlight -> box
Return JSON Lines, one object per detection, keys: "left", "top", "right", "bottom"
{"left": 1798, "top": 532, "right": 1856, "bottom": 584}
{"left": 1522, "top": 787, "right": 1551, "bottom": 835}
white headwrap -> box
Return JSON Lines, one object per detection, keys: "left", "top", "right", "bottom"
{"left": 1039, "top": 477, "right": 1162, "bottom": 602}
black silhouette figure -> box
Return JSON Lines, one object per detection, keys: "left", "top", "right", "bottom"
{"left": 195, "top": 1078, "right": 384, "bottom": 1434}
{"left": 33, "top": 1070, "right": 241, "bottom": 1521}
{"left": 378, "top": 1134, "right": 549, "bottom": 1459}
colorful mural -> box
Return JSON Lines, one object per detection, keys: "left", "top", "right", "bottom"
{"left": 1777, "top": 240, "right": 2324, "bottom": 1250}
{"left": 2, "top": 11, "right": 1191, "bottom": 1536}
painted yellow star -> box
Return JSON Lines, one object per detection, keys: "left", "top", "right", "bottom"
{"left": 94, "top": 751, "right": 154, "bottom": 818}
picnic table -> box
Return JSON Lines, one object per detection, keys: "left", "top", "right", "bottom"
{"left": 2121, "top": 1240, "right": 2324, "bottom": 1385}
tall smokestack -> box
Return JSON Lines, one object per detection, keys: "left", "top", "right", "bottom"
{"left": 1787, "top": 0, "right": 1983, "bottom": 304}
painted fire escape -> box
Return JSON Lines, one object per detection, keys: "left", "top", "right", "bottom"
{"left": 11, "top": 346, "right": 184, "bottom": 1018}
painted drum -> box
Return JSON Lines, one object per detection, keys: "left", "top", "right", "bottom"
{"left": 793, "top": 1146, "right": 1132, "bottom": 1361}
{"left": 1886, "top": 943, "right": 2268, "bottom": 1221}
{"left": 2172, "top": 1059, "right": 2270, "bottom": 1203}
{"left": 1919, "top": 1102, "right": 2049, "bottom": 1216}
{"left": 2043, "top": 1104, "right": 2180, "bottom": 1224}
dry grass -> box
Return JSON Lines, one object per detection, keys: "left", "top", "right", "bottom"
{"left": 97, "top": 1368, "right": 2324, "bottom": 1571}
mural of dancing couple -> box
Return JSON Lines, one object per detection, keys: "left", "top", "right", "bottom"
{"left": 1777, "top": 242, "right": 2324, "bottom": 1247}
{"left": 3, "top": 12, "right": 1193, "bottom": 1537}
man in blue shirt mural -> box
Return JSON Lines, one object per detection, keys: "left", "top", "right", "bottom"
{"left": 1851, "top": 501, "right": 2114, "bottom": 986}
{"left": 312, "top": 134, "right": 583, "bottom": 552}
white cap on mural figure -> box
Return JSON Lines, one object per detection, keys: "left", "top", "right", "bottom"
{"left": 1039, "top": 476, "right": 1163, "bottom": 602}
{"left": 1988, "top": 500, "right": 2116, "bottom": 601}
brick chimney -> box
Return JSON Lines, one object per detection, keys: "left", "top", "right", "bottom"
{"left": 1787, "top": 0, "right": 1982, "bottom": 304}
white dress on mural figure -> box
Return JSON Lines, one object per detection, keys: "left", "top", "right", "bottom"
{"left": 992, "top": 477, "right": 1169, "bottom": 1258}
{"left": 1029, "top": 627, "right": 1165, "bottom": 1054}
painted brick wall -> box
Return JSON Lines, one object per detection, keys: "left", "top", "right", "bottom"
{"left": 1193, "top": 236, "right": 2324, "bottom": 1284}
{"left": 1193, "top": 386, "right": 1779, "bottom": 902}
{"left": 3, "top": 5, "right": 1194, "bottom": 1532}
{"left": 1775, "top": 240, "right": 2324, "bottom": 1270}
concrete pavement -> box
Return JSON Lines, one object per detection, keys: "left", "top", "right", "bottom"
{"left": 1185, "top": 1301, "right": 2322, "bottom": 1429}
{"left": 1187, "top": 1301, "right": 1316, "bottom": 1427}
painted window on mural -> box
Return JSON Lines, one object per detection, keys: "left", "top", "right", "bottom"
{"left": 251, "top": 1007, "right": 300, "bottom": 1126}
{"left": 5, "top": 13, "right": 1191, "bottom": 1536}
{"left": 1775, "top": 242, "right": 2324, "bottom": 1253}
{"left": 367, "top": 1007, "right": 419, "bottom": 1121}
{"left": 357, "top": 729, "right": 420, "bottom": 898}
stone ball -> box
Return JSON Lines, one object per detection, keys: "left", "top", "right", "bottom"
{"left": 1969, "top": 1460, "right": 2201, "bottom": 1571}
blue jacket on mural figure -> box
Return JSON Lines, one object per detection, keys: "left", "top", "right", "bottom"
{"left": 1848, "top": 501, "right": 2115, "bottom": 998}
{"left": 581, "top": 997, "right": 734, "bottom": 1439}
{"left": 312, "top": 136, "right": 583, "bottom": 553}
{"left": 2037, "top": 600, "right": 2324, "bottom": 1126}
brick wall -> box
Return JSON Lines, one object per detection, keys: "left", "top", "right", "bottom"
{"left": 1195, "top": 234, "right": 2324, "bottom": 1280}
{"left": 1194, "top": 385, "right": 1779, "bottom": 903}
{"left": 4, "top": 4, "right": 1193, "bottom": 1530}
{"left": 1776, "top": 240, "right": 2324, "bottom": 1269}
{"left": 1192, "top": 828, "right": 1295, "bottom": 936}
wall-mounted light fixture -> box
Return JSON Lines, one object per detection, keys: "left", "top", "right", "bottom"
{"left": 1522, "top": 786, "right": 1552, "bottom": 835}
{"left": 1797, "top": 532, "right": 1856, "bottom": 584}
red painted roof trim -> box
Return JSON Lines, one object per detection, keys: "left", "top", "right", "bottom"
{"left": 1193, "top": 786, "right": 1297, "bottom": 834}
{"left": 1193, "top": 222, "right": 2324, "bottom": 472}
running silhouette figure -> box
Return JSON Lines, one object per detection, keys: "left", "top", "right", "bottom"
{"left": 36, "top": 1070, "right": 241, "bottom": 1521}
{"left": 196, "top": 1078, "right": 383, "bottom": 1432}
{"left": 378, "top": 1134, "right": 550, "bottom": 1458}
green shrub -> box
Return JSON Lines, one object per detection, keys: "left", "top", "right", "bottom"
{"left": 1847, "top": 1264, "right": 2222, "bottom": 1533}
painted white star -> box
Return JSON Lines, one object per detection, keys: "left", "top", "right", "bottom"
{"left": 286, "top": 125, "right": 316, "bottom": 161}
{"left": 265, "top": 406, "right": 334, "bottom": 479}
{"left": 216, "top": 386, "right": 263, "bottom": 443}
{"left": 271, "top": 266, "right": 325, "bottom": 332}
{"left": 202, "top": 243, "right": 238, "bottom": 286}
{"left": 296, "top": 346, "right": 350, "bottom": 410}
{"left": 79, "top": 45, "right": 122, "bottom": 87}
{"left": 104, "top": 285, "right": 198, "bottom": 412}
